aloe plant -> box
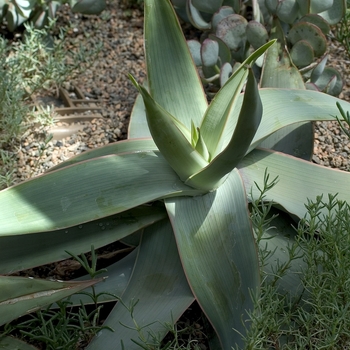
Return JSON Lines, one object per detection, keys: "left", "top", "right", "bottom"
{"left": 1, "top": 0, "right": 350, "bottom": 349}
{"left": 1, "top": 0, "right": 106, "bottom": 31}
{"left": 182, "top": 0, "right": 345, "bottom": 95}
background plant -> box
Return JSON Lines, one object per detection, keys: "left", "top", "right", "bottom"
{"left": 2, "top": 1, "right": 350, "bottom": 349}
{"left": 240, "top": 191, "right": 350, "bottom": 349}
{"left": 1, "top": 0, "right": 106, "bottom": 32}
{"left": 0, "top": 20, "right": 102, "bottom": 189}
{"left": 3, "top": 246, "right": 110, "bottom": 350}
{"left": 334, "top": 3, "right": 350, "bottom": 61}
{"left": 179, "top": 0, "right": 345, "bottom": 96}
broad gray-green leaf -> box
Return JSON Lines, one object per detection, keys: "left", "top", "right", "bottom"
{"left": 49, "top": 138, "right": 157, "bottom": 171}
{"left": 257, "top": 208, "right": 307, "bottom": 299}
{"left": 0, "top": 206, "right": 165, "bottom": 274}
{"left": 128, "top": 91, "right": 151, "bottom": 139}
{"left": 258, "top": 122, "right": 314, "bottom": 160}
{"left": 87, "top": 220, "right": 194, "bottom": 350}
{"left": 166, "top": 169, "right": 259, "bottom": 349}
{"left": 0, "top": 336, "right": 39, "bottom": 350}
{"left": 239, "top": 148, "right": 350, "bottom": 219}
{"left": 68, "top": 249, "right": 138, "bottom": 306}
{"left": 0, "top": 277, "right": 101, "bottom": 326}
{"left": 248, "top": 89, "right": 350, "bottom": 151}
{"left": 0, "top": 152, "right": 201, "bottom": 235}
{"left": 144, "top": 0, "right": 207, "bottom": 128}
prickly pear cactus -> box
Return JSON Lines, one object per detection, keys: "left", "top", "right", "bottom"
{"left": 174, "top": 0, "right": 345, "bottom": 95}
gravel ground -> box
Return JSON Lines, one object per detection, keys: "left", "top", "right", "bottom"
{"left": 7, "top": 1, "right": 350, "bottom": 183}
{"left": 11, "top": 0, "right": 146, "bottom": 183}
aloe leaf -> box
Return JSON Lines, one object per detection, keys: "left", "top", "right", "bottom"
{"left": 131, "top": 78, "right": 209, "bottom": 181}
{"left": 0, "top": 277, "right": 101, "bottom": 326}
{"left": 49, "top": 138, "right": 157, "bottom": 171}
{"left": 256, "top": 34, "right": 312, "bottom": 160}
{"left": 0, "top": 151, "right": 201, "bottom": 235}
{"left": 0, "top": 206, "right": 165, "bottom": 274}
{"left": 257, "top": 207, "right": 307, "bottom": 299}
{"left": 194, "top": 128, "right": 210, "bottom": 161}
{"left": 128, "top": 86, "right": 151, "bottom": 139}
{"left": 186, "top": 69, "right": 262, "bottom": 191}
{"left": 239, "top": 148, "right": 350, "bottom": 219}
{"left": 166, "top": 169, "right": 259, "bottom": 349}
{"left": 258, "top": 122, "right": 314, "bottom": 160}
{"left": 129, "top": 76, "right": 193, "bottom": 143}
{"left": 0, "top": 336, "right": 39, "bottom": 349}
{"left": 67, "top": 249, "right": 138, "bottom": 306}
{"left": 199, "top": 40, "right": 275, "bottom": 159}
{"left": 144, "top": 0, "right": 207, "bottom": 128}
{"left": 247, "top": 88, "right": 350, "bottom": 151}
{"left": 87, "top": 220, "right": 194, "bottom": 350}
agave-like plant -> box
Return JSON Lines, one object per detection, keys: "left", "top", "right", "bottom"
{"left": 1, "top": 0, "right": 350, "bottom": 349}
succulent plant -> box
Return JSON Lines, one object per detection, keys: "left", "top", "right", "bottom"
{"left": 178, "top": 0, "right": 345, "bottom": 95}
{"left": 1, "top": 0, "right": 106, "bottom": 32}
{"left": 2, "top": 1, "right": 350, "bottom": 349}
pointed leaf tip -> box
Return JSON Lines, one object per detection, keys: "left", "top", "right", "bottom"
{"left": 128, "top": 74, "right": 140, "bottom": 90}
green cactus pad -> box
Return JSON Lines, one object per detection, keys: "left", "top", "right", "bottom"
{"left": 222, "top": 0, "right": 240, "bottom": 13}
{"left": 265, "top": 0, "right": 278, "bottom": 15}
{"left": 309, "top": 0, "right": 333, "bottom": 13}
{"left": 13, "top": 0, "right": 35, "bottom": 12}
{"left": 216, "top": 14, "right": 247, "bottom": 51}
{"left": 212, "top": 6, "right": 234, "bottom": 32}
{"left": 310, "top": 54, "right": 327, "bottom": 82}
{"left": 276, "top": 0, "right": 299, "bottom": 24}
{"left": 295, "top": 0, "right": 307, "bottom": 15}
{"left": 201, "top": 38, "right": 219, "bottom": 66}
{"left": 187, "top": 0, "right": 211, "bottom": 29}
{"left": 192, "top": 0, "right": 223, "bottom": 14}
{"left": 220, "top": 62, "right": 232, "bottom": 86}
{"left": 202, "top": 64, "right": 220, "bottom": 83}
{"left": 288, "top": 22, "right": 327, "bottom": 57}
{"left": 318, "top": 0, "right": 346, "bottom": 25}
{"left": 246, "top": 20, "right": 269, "bottom": 50}
{"left": 31, "top": 10, "right": 47, "bottom": 28}
{"left": 297, "top": 14, "right": 330, "bottom": 35}
{"left": 187, "top": 40, "right": 202, "bottom": 66}
{"left": 305, "top": 82, "right": 320, "bottom": 91}
{"left": 290, "top": 40, "right": 314, "bottom": 68}
{"left": 312, "top": 67, "right": 343, "bottom": 96}
{"left": 208, "top": 34, "right": 232, "bottom": 65}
